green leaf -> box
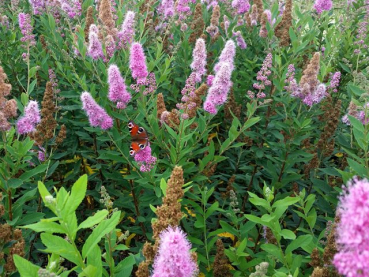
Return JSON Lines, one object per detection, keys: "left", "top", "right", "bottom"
{"left": 78, "top": 210, "right": 109, "bottom": 230}
{"left": 38, "top": 181, "right": 56, "bottom": 214}
{"left": 64, "top": 175, "right": 88, "bottom": 215}
{"left": 280, "top": 229, "right": 296, "bottom": 240}
{"left": 160, "top": 178, "right": 167, "bottom": 197}
{"left": 86, "top": 245, "right": 102, "bottom": 277}
{"left": 272, "top": 197, "right": 299, "bottom": 208}
{"left": 23, "top": 221, "right": 66, "bottom": 234}
{"left": 347, "top": 158, "right": 367, "bottom": 177}
{"left": 348, "top": 83, "right": 365, "bottom": 97}
{"left": 19, "top": 164, "right": 48, "bottom": 181}
{"left": 248, "top": 192, "right": 271, "bottom": 210}
{"left": 348, "top": 115, "right": 365, "bottom": 133}
{"left": 41, "top": 233, "right": 83, "bottom": 267}
{"left": 82, "top": 211, "right": 121, "bottom": 258}
{"left": 205, "top": 202, "right": 219, "bottom": 219}
{"left": 13, "top": 255, "right": 40, "bottom": 277}
{"left": 115, "top": 255, "right": 135, "bottom": 276}
{"left": 261, "top": 244, "right": 284, "bottom": 262}
{"left": 285, "top": 235, "right": 313, "bottom": 254}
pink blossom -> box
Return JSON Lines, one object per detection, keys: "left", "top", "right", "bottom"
{"left": 134, "top": 144, "right": 157, "bottom": 172}
{"left": 87, "top": 29, "right": 104, "bottom": 60}
{"left": 108, "top": 65, "right": 131, "bottom": 109}
{"left": 214, "top": 40, "right": 236, "bottom": 72}
{"left": 232, "top": 0, "right": 250, "bottom": 14}
{"left": 118, "top": 11, "right": 135, "bottom": 49}
{"left": 105, "top": 35, "right": 116, "bottom": 60}
{"left": 81, "top": 92, "right": 113, "bottom": 130}
{"left": 29, "top": 0, "right": 45, "bottom": 14}
{"left": 204, "top": 62, "right": 233, "bottom": 114}
{"left": 190, "top": 38, "right": 207, "bottom": 83}
{"left": 333, "top": 177, "right": 369, "bottom": 276}
{"left": 16, "top": 100, "right": 41, "bottom": 134}
{"left": 314, "top": 0, "right": 333, "bottom": 14}
{"left": 18, "top": 13, "right": 36, "bottom": 46}
{"left": 329, "top": 71, "right": 341, "bottom": 93}
{"left": 157, "top": 0, "right": 175, "bottom": 19}
{"left": 233, "top": 31, "right": 247, "bottom": 49}
{"left": 59, "top": 0, "right": 81, "bottom": 19}
{"left": 176, "top": 0, "right": 191, "bottom": 15}
{"left": 129, "top": 42, "right": 148, "bottom": 84}
{"left": 152, "top": 226, "right": 198, "bottom": 277}
{"left": 207, "top": 75, "right": 214, "bottom": 86}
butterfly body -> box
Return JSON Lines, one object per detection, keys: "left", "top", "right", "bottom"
{"left": 128, "top": 121, "right": 149, "bottom": 156}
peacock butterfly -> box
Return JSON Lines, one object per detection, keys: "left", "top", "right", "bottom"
{"left": 128, "top": 121, "right": 149, "bottom": 156}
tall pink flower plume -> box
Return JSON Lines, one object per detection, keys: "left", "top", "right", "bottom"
{"left": 129, "top": 42, "right": 148, "bottom": 84}
{"left": 157, "top": 0, "right": 175, "bottom": 19}
{"left": 232, "top": 0, "right": 250, "bottom": 14}
{"left": 314, "top": 0, "right": 333, "bottom": 14}
{"left": 16, "top": 100, "right": 41, "bottom": 134}
{"left": 233, "top": 31, "right": 247, "bottom": 49}
{"left": 18, "top": 13, "right": 36, "bottom": 46}
{"left": 152, "top": 226, "right": 198, "bottom": 277}
{"left": 204, "top": 62, "right": 233, "bottom": 115}
{"left": 118, "top": 11, "right": 135, "bottom": 49}
{"left": 134, "top": 144, "right": 157, "bottom": 172}
{"left": 81, "top": 92, "right": 113, "bottom": 130}
{"left": 29, "top": 0, "right": 45, "bottom": 15}
{"left": 190, "top": 38, "right": 207, "bottom": 83}
{"left": 87, "top": 25, "right": 104, "bottom": 60}
{"left": 214, "top": 40, "right": 236, "bottom": 72}
{"left": 108, "top": 65, "right": 131, "bottom": 109}
{"left": 333, "top": 177, "right": 369, "bottom": 276}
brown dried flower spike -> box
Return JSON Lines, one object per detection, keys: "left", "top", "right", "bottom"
{"left": 274, "top": 0, "right": 293, "bottom": 46}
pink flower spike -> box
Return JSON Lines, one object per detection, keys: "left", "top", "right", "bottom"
{"left": 152, "top": 226, "right": 198, "bottom": 277}
{"left": 134, "top": 144, "right": 157, "bottom": 172}
{"left": 87, "top": 31, "right": 104, "bottom": 60}
{"left": 333, "top": 177, "right": 369, "bottom": 276}
{"left": 118, "top": 11, "right": 135, "bottom": 49}
{"left": 204, "top": 62, "right": 233, "bottom": 114}
{"left": 108, "top": 64, "right": 131, "bottom": 109}
{"left": 314, "top": 0, "right": 333, "bottom": 14}
{"left": 16, "top": 100, "right": 41, "bottom": 135}
{"left": 190, "top": 38, "right": 207, "bottom": 83}
{"left": 129, "top": 42, "right": 148, "bottom": 84}
{"left": 18, "top": 13, "right": 36, "bottom": 46}
{"left": 81, "top": 92, "right": 113, "bottom": 130}
{"left": 214, "top": 40, "right": 236, "bottom": 72}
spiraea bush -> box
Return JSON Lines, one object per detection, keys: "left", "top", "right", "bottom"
{"left": 0, "top": 0, "right": 369, "bottom": 276}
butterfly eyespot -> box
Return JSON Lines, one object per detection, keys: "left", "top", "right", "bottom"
{"left": 129, "top": 150, "right": 135, "bottom": 156}
{"left": 138, "top": 127, "right": 144, "bottom": 133}
{"left": 128, "top": 122, "right": 134, "bottom": 128}
{"left": 139, "top": 144, "right": 145, "bottom": 149}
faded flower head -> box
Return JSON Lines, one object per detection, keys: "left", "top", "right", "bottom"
{"left": 152, "top": 226, "right": 198, "bottom": 277}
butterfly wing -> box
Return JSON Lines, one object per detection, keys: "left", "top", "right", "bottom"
{"left": 128, "top": 121, "right": 149, "bottom": 156}
{"left": 130, "top": 139, "right": 149, "bottom": 156}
